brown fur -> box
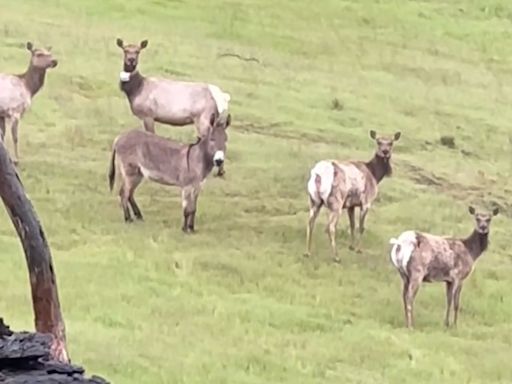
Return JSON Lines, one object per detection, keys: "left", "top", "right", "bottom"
{"left": 0, "top": 42, "right": 57, "bottom": 164}
{"left": 392, "top": 206, "right": 499, "bottom": 328}
{"left": 108, "top": 113, "right": 231, "bottom": 231}
{"left": 305, "top": 130, "right": 401, "bottom": 262}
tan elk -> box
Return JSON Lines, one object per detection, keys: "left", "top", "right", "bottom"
{"left": 389, "top": 206, "right": 499, "bottom": 329}
{"left": 108, "top": 113, "right": 231, "bottom": 231}
{"left": 115, "top": 38, "right": 231, "bottom": 176}
{"left": 305, "top": 130, "right": 401, "bottom": 262}
{"left": 0, "top": 42, "right": 58, "bottom": 164}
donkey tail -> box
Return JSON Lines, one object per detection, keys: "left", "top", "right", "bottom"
{"left": 307, "top": 160, "right": 335, "bottom": 205}
{"left": 108, "top": 148, "right": 116, "bottom": 192}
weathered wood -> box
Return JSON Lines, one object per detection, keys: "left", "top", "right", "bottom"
{"left": 0, "top": 320, "right": 109, "bottom": 383}
{"left": 0, "top": 143, "right": 68, "bottom": 362}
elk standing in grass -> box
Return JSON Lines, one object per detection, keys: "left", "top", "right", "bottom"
{"left": 115, "top": 38, "right": 231, "bottom": 176}
{"left": 0, "top": 42, "right": 58, "bottom": 164}
{"left": 389, "top": 206, "right": 499, "bottom": 329}
{"left": 305, "top": 130, "right": 401, "bottom": 262}
{"left": 108, "top": 113, "right": 231, "bottom": 231}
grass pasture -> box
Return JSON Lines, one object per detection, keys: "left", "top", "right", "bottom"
{"left": 1, "top": 0, "right": 512, "bottom": 383}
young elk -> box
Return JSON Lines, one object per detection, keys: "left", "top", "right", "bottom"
{"left": 115, "top": 38, "right": 231, "bottom": 176}
{"left": 108, "top": 113, "right": 231, "bottom": 231}
{"left": 0, "top": 42, "right": 58, "bottom": 164}
{"left": 305, "top": 130, "right": 401, "bottom": 262}
{"left": 389, "top": 206, "right": 499, "bottom": 329}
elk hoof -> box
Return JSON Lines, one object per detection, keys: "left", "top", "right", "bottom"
{"left": 349, "top": 245, "right": 356, "bottom": 251}
{"left": 12, "top": 159, "right": 19, "bottom": 167}
{"left": 333, "top": 256, "right": 341, "bottom": 264}
{"left": 125, "top": 217, "right": 134, "bottom": 223}
{"left": 303, "top": 251, "right": 311, "bottom": 258}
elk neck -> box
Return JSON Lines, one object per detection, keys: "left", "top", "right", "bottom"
{"left": 119, "top": 70, "right": 145, "bottom": 102}
{"left": 462, "top": 229, "right": 489, "bottom": 260}
{"left": 365, "top": 154, "right": 392, "bottom": 183}
{"left": 18, "top": 63, "right": 47, "bottom": 97}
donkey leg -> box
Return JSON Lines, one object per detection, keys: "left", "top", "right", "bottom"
{"left": 181, "top": 186, "right": 198, "bottom": 233}
{"left": 326, "top": 209, "right": 341, "bottom": 263}
{"left": 127, "top": 173, "right": 144, "bottom": 220}
{"left": 119, "top": 185, "right": 133, "bottom": 222}
{"left": 305, "top": 198, "right": 322, "bottom": 257}
{"left": 444, "top": 281, "right": 454, "bottom": 327}
{"left": 187, "top": 186, "right": 201, "bottom": 232}
{"left": 11, "top": 118, "right": 20, "bottom": 165}
{"left": 347, "top": 207, "right": 356, "bottom": 251}
{"left": 143, "top": 118, "right": 155, "bottom": 134}
{"left": 0, "top": 117, "right": 5, "bottom": 142}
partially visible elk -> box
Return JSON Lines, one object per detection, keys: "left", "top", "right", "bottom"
{"left": 115, "top": 38, "right": 231, "bottom": 176}
{"left": 389, "top": 205, "right": 499, "bottom": 328}
{"left": 305, "top": 130, "right": 401, "bottom": 262}
{"left": 0, "top": 42, "right": 58, "bottom": 164}
{"left": 108, "top": 113, "right": 231, "bottom": 232}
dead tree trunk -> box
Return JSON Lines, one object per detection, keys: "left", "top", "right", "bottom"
{"left": 0, "top": 144, "right": 68, "bottom": 363}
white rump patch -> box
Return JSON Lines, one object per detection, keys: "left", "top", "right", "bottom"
{"left": 213, "top": 150, "right": 225, "bottom": 163}
{"left": 389, "top": 230, "right": 417, "bottom": 276}
{"left": 208, "top": 84, "right": 230, "bottom": 114}
{"left": 307, "top": 160, "right": 334, "bottom": 204}
{"left": 119, "top": 71, "right": 131, "bottom": 82}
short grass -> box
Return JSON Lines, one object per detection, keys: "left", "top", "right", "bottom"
{"left": 1, "top": 0, "right": 512, "bottom": 383}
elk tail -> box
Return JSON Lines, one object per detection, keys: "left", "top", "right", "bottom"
{"left": 307, "top": 161, "right": 335, "bottom": 205}
{"left": 108, "top": 148, "right": 116, "bottom": 192}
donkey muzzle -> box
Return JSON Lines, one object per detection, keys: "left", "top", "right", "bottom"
{"left": 213, "top": 150, "right": 225, "bottom": 166}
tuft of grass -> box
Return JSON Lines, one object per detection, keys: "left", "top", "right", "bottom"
{"left": 1, "top": 0, "right": 512, "bottom": 383}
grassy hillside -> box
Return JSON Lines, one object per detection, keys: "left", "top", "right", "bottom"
{"left": 1, "top": 0, "right": 512, "bottom": 382}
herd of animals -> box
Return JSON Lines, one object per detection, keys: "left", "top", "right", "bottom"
{"left": 0, "top": 39, "right": 501, "bottom": 330}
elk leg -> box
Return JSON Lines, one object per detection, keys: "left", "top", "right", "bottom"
{"left": 347, "top": 207, "right": 356, "bottom": 251}
{"left": 453, "top": 283, "right": 463, "bottom": 327}
{"left": 11, "top": 118, "right": 19, "bottom": 165}
{"left": 305, "top": 198, "right": 322, "bottom": 257}
{"left": 444, "top": 281, "right": 454, "bottom": 327}
{"left": 143, "top": 118, "right": 155, "bottom": 134}
{"left": 326, "top": 209, "right": 341, "bottom": 263}
{"left": 404, "top": 276, "right": 421, "bottom": 329}
{"left": 0, "top": 117, "right": 5, "bottom": 142}
{"left": 355, "top": 206, "right": 369, "bottom": 253}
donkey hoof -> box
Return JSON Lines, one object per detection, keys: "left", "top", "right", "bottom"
{"left": 12, "top": 159, "right": 19, "bottom": 167}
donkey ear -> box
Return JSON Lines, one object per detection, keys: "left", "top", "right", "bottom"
{"left": 468, "top": 206, "right": 476, "bottom": 215}
{"left": 140, "top": 40, "right": 149, "bottom": 49}
{"left": 26, "top": 41, "right": 34, "bottom": 52}
{"left": 209, "top": 113, "right": 216, "bottom": 127}
{"left": 369, "top": 130, "right": 377, "bottom": 140}
{"left": 393, "top": 131, "right": 401, "bottom": 141}
{"left": 225, "top": 114, "right": 231, "bottom": 129}
{"left": 116, "top": 38, "right": 124, "bottom": 48}
{"left": 492, "top": 207, "right": 499, "bottom": 216}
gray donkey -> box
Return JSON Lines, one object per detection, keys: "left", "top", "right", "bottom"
{"left": 305, "top": 130, "right": 401, "bottom": 262}
{"left": 116, "top": 38, "right": 231, "bottom": 176}
{"left": 390, "top": 206, "right": 499, "bottom": 328}
{"left": 0, "top": 42, "right": 58, "bottom": 164}
{"left": 108, "top": 113, "right": 231, "bottom": 231}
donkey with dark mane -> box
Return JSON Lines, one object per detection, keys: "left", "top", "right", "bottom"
{"left": 115, "top": 38, "right": 231, "bottom": 176}
{"left": 305, "top": 130, "right": 401, "bottom": 262}
{"left": 389, "top": 206, "right": 499, "bottom": 329}
{"left": 108, "top": 113, "right": 231, "bottom": 231}
{"left": 0, "top": 42, "right": 58, "bottom": 164}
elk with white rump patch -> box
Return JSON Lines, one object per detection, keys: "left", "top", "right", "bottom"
{"left": 115, "top": 38, "right": 231, "bottom": 176}
{"left": 108, "top": 113, "right": 230, "bottom": 232}
{"left": 305, "top": 130, "right": 401, "bottom": 262}
{"left": 389, "top": 205, "right": 499, "bottom": 329}
{"left": 0, "top": 42, "right": 58, "bottom": 164}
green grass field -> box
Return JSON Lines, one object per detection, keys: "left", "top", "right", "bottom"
{"left": 1, "top": 0, "right": 512, "bottom": 382}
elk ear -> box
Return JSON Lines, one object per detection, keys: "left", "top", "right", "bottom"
{"left": 468, "top": 206, "right": 476, "bottom": 215}
{"left": 393, "top": 131, "right": 401, "bottom": 141}
{"left": 369, "top": 130, "right": 377, "bottom": 140}
{"left": 492, "top": 207, "right": 499, "bottom": 216}
{"left": 225, "top": 114, "right": 231, "bottom": 129}
{"left": 26, "top": 41, "right": 34, "bottom": 52}
{"left": 140, "top": 40, "right": 149, "bottom": 49}
{"left": 209, "top": 113, "right": 216, "bottom": 127}
{"left": 116, "top": 38, "right": 124, "bottom": 49}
